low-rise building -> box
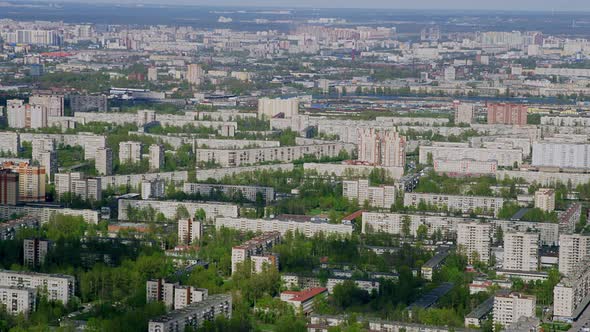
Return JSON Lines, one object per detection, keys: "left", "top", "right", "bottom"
{"left": 280, "top": 288, "right": 327, "bottom": 315}
{"left": 216, "top": 216, "right": 353, "bottom": 237}
{"left": 403, "top": 193, "right": 504, "bottom": 216}
{"left": 183, "top": 183, "right": 275, "bottom": 203}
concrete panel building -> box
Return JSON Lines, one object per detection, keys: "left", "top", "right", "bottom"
{"left": 457, "top": 222, "right": 492, "bottom": 264}
{"left": 342, "top": 179, "right": 396, "bottom": 209}
{"left": 503, "top": 231, "right": 539, "bottom": 272}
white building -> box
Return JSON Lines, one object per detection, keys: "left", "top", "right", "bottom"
{"left": 0, "top": 270, "right": 75, "bottom": 304}
{"left": 231, "top": 232, "right": 281, "bottom": 274}
{"left": 119, "top": 141, "right": 142, "bottom": 164}
{"left": 455, "top": 103, "right": 474, "bottom": 124}
{"left": 342, "top": 179, "right": 396, "bottom": 209}
{"left": 29, "top": 93, "right": 64, "bottom": 117}
{"left": 148, "top": 294, "right": 232, "bottom": 332}
{"left": 503, "top": 231, "right": 539, "bottom": 272}
{"left": 554, "top": 256, "right": 590, "bottom": 321}
{"left": 178, "top": 218, "right": 203, "bottom": 245}
{"left": 95, "top": 147, "right": 113, "bottom": 175}
{"left": 532, "top": 142, "right": 590, "bottom": 169}
{"left": 357, "top": 128, "right": 406, "bottom": 167}
{"left": 186, "top": 64, "right": 204, "bottom": 86}
{"left": 434, "top": 159, "right": 498, "bottom": 176}
{"left": 216, "top": 217, "right": 353, "bottom": 237}
{"left": 403, "top": 193, "right": 504, "bottom": 216}
{"left": 257, "top": 97, "right": 299, "bottom": 119}
{"left": 534, "top": 188, "right": 555, "bottom": 212}
{"left": 493, "top": 293, "right": 536, "bottom": 328}
{"left": 558, "top": 233, "right": 590, "bottom": 277}
{"left": 141, "top": 178, "right": 165, "bottom": 200}
{"left": 457, "top": 222, "right": 492, "bottom": 264}
{"left": 149, "top": 144, "right": 164, "bottom": 171}
{"left": 420, "top": 145, "right": 522, "bottom": 167}
{"left": 0, "top": 286, "right": 36, "bottom": 315}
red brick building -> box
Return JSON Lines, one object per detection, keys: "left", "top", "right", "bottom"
{"left": 487, "top": 103, "right": 528, "bottom": 125}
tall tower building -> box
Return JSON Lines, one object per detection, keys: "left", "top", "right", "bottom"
{"left": 95, "top": 147, "right": 113, "bottom": 175}
{"left": 178, "top": 218, "right": 203, "bottom": 245}
{"left": 454, "top": 102, "right": 474, "bottom": 124}
{"left": 357, "top": 128, "right": 406, "bottom": 167}
{"left": 149, "top": 144, "right": 165, "bottom": 171}
{"left": 487, "top": 103, "right": 528, "bottom": 125}
{"left": 457, "top": 222, "right": 492, "bottom": 264}
{"left": 503, "top": 231, "right": 539, "bottom": 271}
{"left": 0, "top": 169, "right": 19, "bottom": 205}
{"left": 186, "top": 64, "right": 204, "bottom": 86}
{"left": 559, "top": 233, "right": 590, "bottom": 277}
{"left": 118, "top": 141, "right": 142, "bottom": 164}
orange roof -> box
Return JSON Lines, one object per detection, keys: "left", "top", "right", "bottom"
{"left": 282, "top": 287, "right": 327, "bottom": 303}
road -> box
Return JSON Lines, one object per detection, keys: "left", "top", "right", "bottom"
{"left": 570, "top": 303, "right": 590, "bottom": 332}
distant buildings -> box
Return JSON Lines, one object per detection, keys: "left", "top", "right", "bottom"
{"left": 487, "top": 103, "right": 528, "bottom": 126}
{"left": 231, "top": 232, "right": 281, "bottom": 274}
{"left": 54, "top": 172, "right": 102, "bottom": 202}
{"left": 0, "top": 169, "right": 19, "bottom": 205}
{"left": 0, "top": 270, "right": 75, "bottom": 304}
{"left": 455, "top": 103, "right": 474, "bottom": 124}
{"left": 141, "top": 178, "right": 165, "bottom": 200}
{"left": 29, "top": 93, "right": 64, "bottom": 117}
{"left": 403, "top": 193, "right": 504, "bottom": 216}
{"left": 7, "top": 99, "right": 47, "bottom": 129}
{"left": 95, "top": 147, "right": 113, "bottom": 175}
{"left": 182, "top": 183, "right": 275, "bottom": 203}
{"left": 532, "top": 142, "right": 590, "bottom": 170}
{"left": 554, "top": 256, "right": 590, "bottom": 321}
{"left": 216, "top": 216, "right": 354, "bottom": 238}
{"left": 2, "top": 162, "right": 46, "bottom": 202}
{"left": 146, "top": 278, "right": 208, "bottom": 310}
{"left": 186, "top": 64, "right": 204, "bottom": 86}
{"left": 70, "top": 94, "right": 108, "bottom": 113}
{"left": 280, "top": 288, "right": 327, "bottom": 315}
{"left": 434, "top": 159, "right": 497, "bottom": 176}
{"left": 558, "top": 233, "right": 590, "bottom": 277}
{"left": 178, "top": 218, "right": 203, "bottom": 246}
{"left": 149, "top": 144, "right": 165, "bottom": 171}
{"left": 23, "top": 238, "right": 51, "bottom": 268}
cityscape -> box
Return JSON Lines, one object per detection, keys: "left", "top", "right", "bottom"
{"left": 1, "top": 1, "right": 590, "bottom": 332}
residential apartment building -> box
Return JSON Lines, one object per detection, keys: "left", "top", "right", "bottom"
{"left": 554, "top": 256, "right": 590, "bottom": 321}
{"left": 54, "top": 172, "right": 101, "bottom": 202}
{"left": 186, "top": 64, "right": 204, "bottom": 86}
{"left": 119, "top": 141, "right": 142, "bottom": 164}
{"left": 69, "top": 94, "right": 108, "bottom": 113}
{"left": 534, "top": 188, "right": 555, "bottom": 212}
{"left": 361, "top": 212, "right": 458, "bottom": 239}
{"left": 532, "top": 142, "right": 590, "bottom": 170}
{"left": 457, "top": 222, "right": 493, "bottom": 264}
{"left": 503, "top": 231, "right": 540, "bottom": 272}
{"left": 0, "top": 132, "right": 20, "bottom": 156}
{"left": 216, "top": 217, "right": 354, "bottom": 237}
{"left": 95, "top": 147, "right": 113, "bottom": 175}
{"left": 558, "top": 233, "right": 590, "bottom": 277}
{"left": 2, "top": 162, "right": 46, "bottom": 202}
{"left": 182, "top": 183, "right": 275, "bottom": 204}
{"left": 0, "top": 286, "right": 36, "bottom": 315}
{"left": 29, "top": 93, "right": 64, "bottom": 117}
{"left": 434, "top": 159, "right": 498, "bottom": 176}
{"left": 0, "top": 270, "right": 75, "bottom": 304}
{"left": 342, "top": 179, "right": 396, "bottom": 209}
{"left": 118, "top": 199, "right": 239, "bottom": 221}
{"left": 280, "top": 288, "right": 327, "bottom": 315}
{"left": 23, "top": 238, "right": 51, "bottom": 268}
{"left": 257, "top": 97, "right": 299, "bottom": 119}
{"left": 493, "top": 293, "right": 536, "bottom": 327}
{"left": 195, "top": 141, "right": 354, "bottom": 167}
{"left": 487, "top": 103, "right": 528, "bottom": 126}
{"left": 178, "top": 218, "right": 202, "bottom": 246}
{"left": 403, "top": 193, "right": 504, "bottom": 216}
{"left": 141, "top": 178, "right": 165, "bottom": 200}
{"left": 419, "top": 145, "right": 522, "bottom": 167}
{"left": 357, "top": 128, "right": 406, "bottom": 167}
{"left": 231, "top": 232, "right": 281, "bottom": 274}
{"left": 0, "top": 169, "right": 19, "bottom": 205}
{"left": 149, "top": 144, "right": 164, "bottom": 171}
{"left": 148, "top": 294, "right": 232, "bottom": 332}
{"left": 146, "top": 279, "right": 209, "bottom": 310}
{"left": 173, "top": 286, "right": 208, "bottom": 310}
{"left": 455, "top": 103, "right": 474, "bottom": 124}
{"left": 7, "top": 100, "right": 48, "bottom": 129}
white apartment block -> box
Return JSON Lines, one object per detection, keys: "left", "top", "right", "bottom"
{"left": 194, "top": 164, "right": 294, "bottom": 181}
{"left": 99, "top": 171, "right": 187, "bottom": 190}
{"left": 534, "top": 188, "right": 555, "bottom": 212}
{"left": 457, "top": 222, "right": 492, "bottom": 264}
{"left": 54, "top": 173, "right": 101, "bottom": 202}
{"left": 95, "top": 147, "right": 113, "bottom": 175}
{"left": 455, "top": 103, "right": 474, "bottom": 124}
{"left": 433, "top": 159, "right": 498, "bottom": 176}
{"left": 186, "top": 64, "right": 204, "bottom": 86}
{"left": 532, "top": 142, "right": 590, "bottom": 169}
{"left": 0, "top": 270, "right": 75, "bottom": 304}
{"left": 38, "top": 151, "right": 57, "bottom": 179}
{"left": 118, "top": 199, "right": 239, "bottom": 222}
{"left": 0, "top": 132, "right": 20, "bottom": 155}
{"left": 137, "top": 110, "right": 156, "bottom": 126}
{"left": 503, "top": 231, "right": 539, "bottom": 272}
{"left": 146, "top": 279, "right": 209, "bottom": 311}
{"left": 251, "top": 255, "right": 279, "bottom": 274}
{"left": 216, "top": 217, "right": 353, "bottom": 237}
{"left": 182, "top": 183, "right": 275, "bottom": 204}
{"left": 7, "top": 100, "right": 47, "bottom": 129}
{"left": 342, "top": 179, "right": 396, "bottom": 209}
{"left": 493, "top": 293, "right": 536, "bottom": 328}
{"left": 173, "top": 286, "right": 208, "bottom": 310}
{"left": 303, "top": 163, "right": 405, "bottom": 180}
{"left": 419, "top": 145, "right": 523, "bottom": 167}
{"left": 23, "top": 238, "right": 50, "bottom": 268}
{"left": 559, "top": 234, "right": 590, "bottom": 277}
{"left": 29, "top": 94, "right": 64, "bottom": 117}
{"left": 31, "top": 138, "right": 55, "bottom": 163}
{"left": 541, "top": 116, "right": 590, "bottom": 127}
{"left": 361, "top": 212, "right": 459, "bottom": 239}
{"left": 493, "top": 220, "right": 559, "bottom": 246}
{"left": 257, "top": 97, "right": 299, "bottom": 119}
{"left": 357, "top": 128, "right": 406, "bottom": 167}
{"left": 141, "top": 178, "right": 165, "bottom": 200}
{"left": 149, "top": 144, "right": 165, "bottom": 171}
{"left": 231, "top": 232, "right": 281, "bottom": 274}
{"left": 0, "top": 286, "right": 36, "bottom": 315}
{"left": 195, "top": 142, "right": 354, "bottom": 167}
{"left": 403, "top": 193, "right": 504, "bottom": 216}
{"left": 554, "top": 256, "right": 590, "bottom": 321}
{"left": 178, "top": 218, "right": 202, "bottom": 245}
{"left": 148, "top": 294, "right": 232, "bottom": 332}
{"left": 496, "top": 170, "right": 590, "bottom": 187}
{"left": 119, "top": 141, "right": 142, "bottom": 164}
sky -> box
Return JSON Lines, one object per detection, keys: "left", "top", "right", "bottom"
{"left": 6, "top": 0, "right": 590, "bottom": 11}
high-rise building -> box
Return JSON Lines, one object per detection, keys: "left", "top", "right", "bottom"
{"left": 146, "top": 279, "right": 208, "bottom": 310}
{"left": 186, "top": 64, "right": 204, "bottom": 86}
{"left": 29, "top": 93, "right": 64, "bottom": 117}
{"left": 454, "top": 102, "right": 474, "bottom": 124}
{"left": 149, "top": 144, "right": 165, "bottom": 171}
{"left": 0, "top": 286, "right": 36, "bottom": 316}
{"left": 54, "top": 173, "right": 101, "bottom": 202}
{"left": 534, "top": 188, "right": 555, "bottom": 212}
{"left": 0, "top": 132, "right": 20, "bottom": 156}
{"left": 554, "top": 255, "right": 590, "bottom": 321}
{"left": 148, "top": 67, "right": 158, "bottom": 82}
{"left": 443, "top": 66, "right": 456, "bottom": 81}
{"left": 503, "top": 231, "right": 539, "bottom": 271}
{"left": 178, "top": 218, "right": 203, "bottom": 245}
{"left": 137, "top": 110, "right": 156, "bottom": 126}
{"left": 141, "top": 179, "right": 166, "bottom": 200}
{"left": 493, "top": 293, "right": 536, "bottom": 327}
{"left": 118, "top": 141, "right": 142, "bottom": 164}
{"left": 257, "top": 98, "right": 299, "bottom": 119}
{"left": 23, "top": 238, "right": 51, "bottom": 268}
{"left": 457, "top": 222, "right": 492, "bottom": 264}
{"left": 0, "top": 169, "right": 19, "bottom": 205}
{"left": 6, "top": 100, "right": 48, "bottom": 129}
{"left": 95, "top": 147, "right": 113, "bottom": 175}
{"left": 357, "top": 128, "right": 406, "bottom": 167}
{"left": 487, "top": 103, "right": 528, "bottom": 126}
{"left": 69, "top": 95, "right": 108, "bottom": 113}
{"left": 173, "top": 286, "right": 208, "bottom": 310}
{"left": 532, "top": 142, "right": 590, "bottom": 170}
{"left": 2, "top": 162, "right": 46, "bottom": 202}
{"left": 559, "top": 233, "right": 590, "bottom": 277}
{"left": 342, "top": 179, "right": 396, "bottom": 209}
